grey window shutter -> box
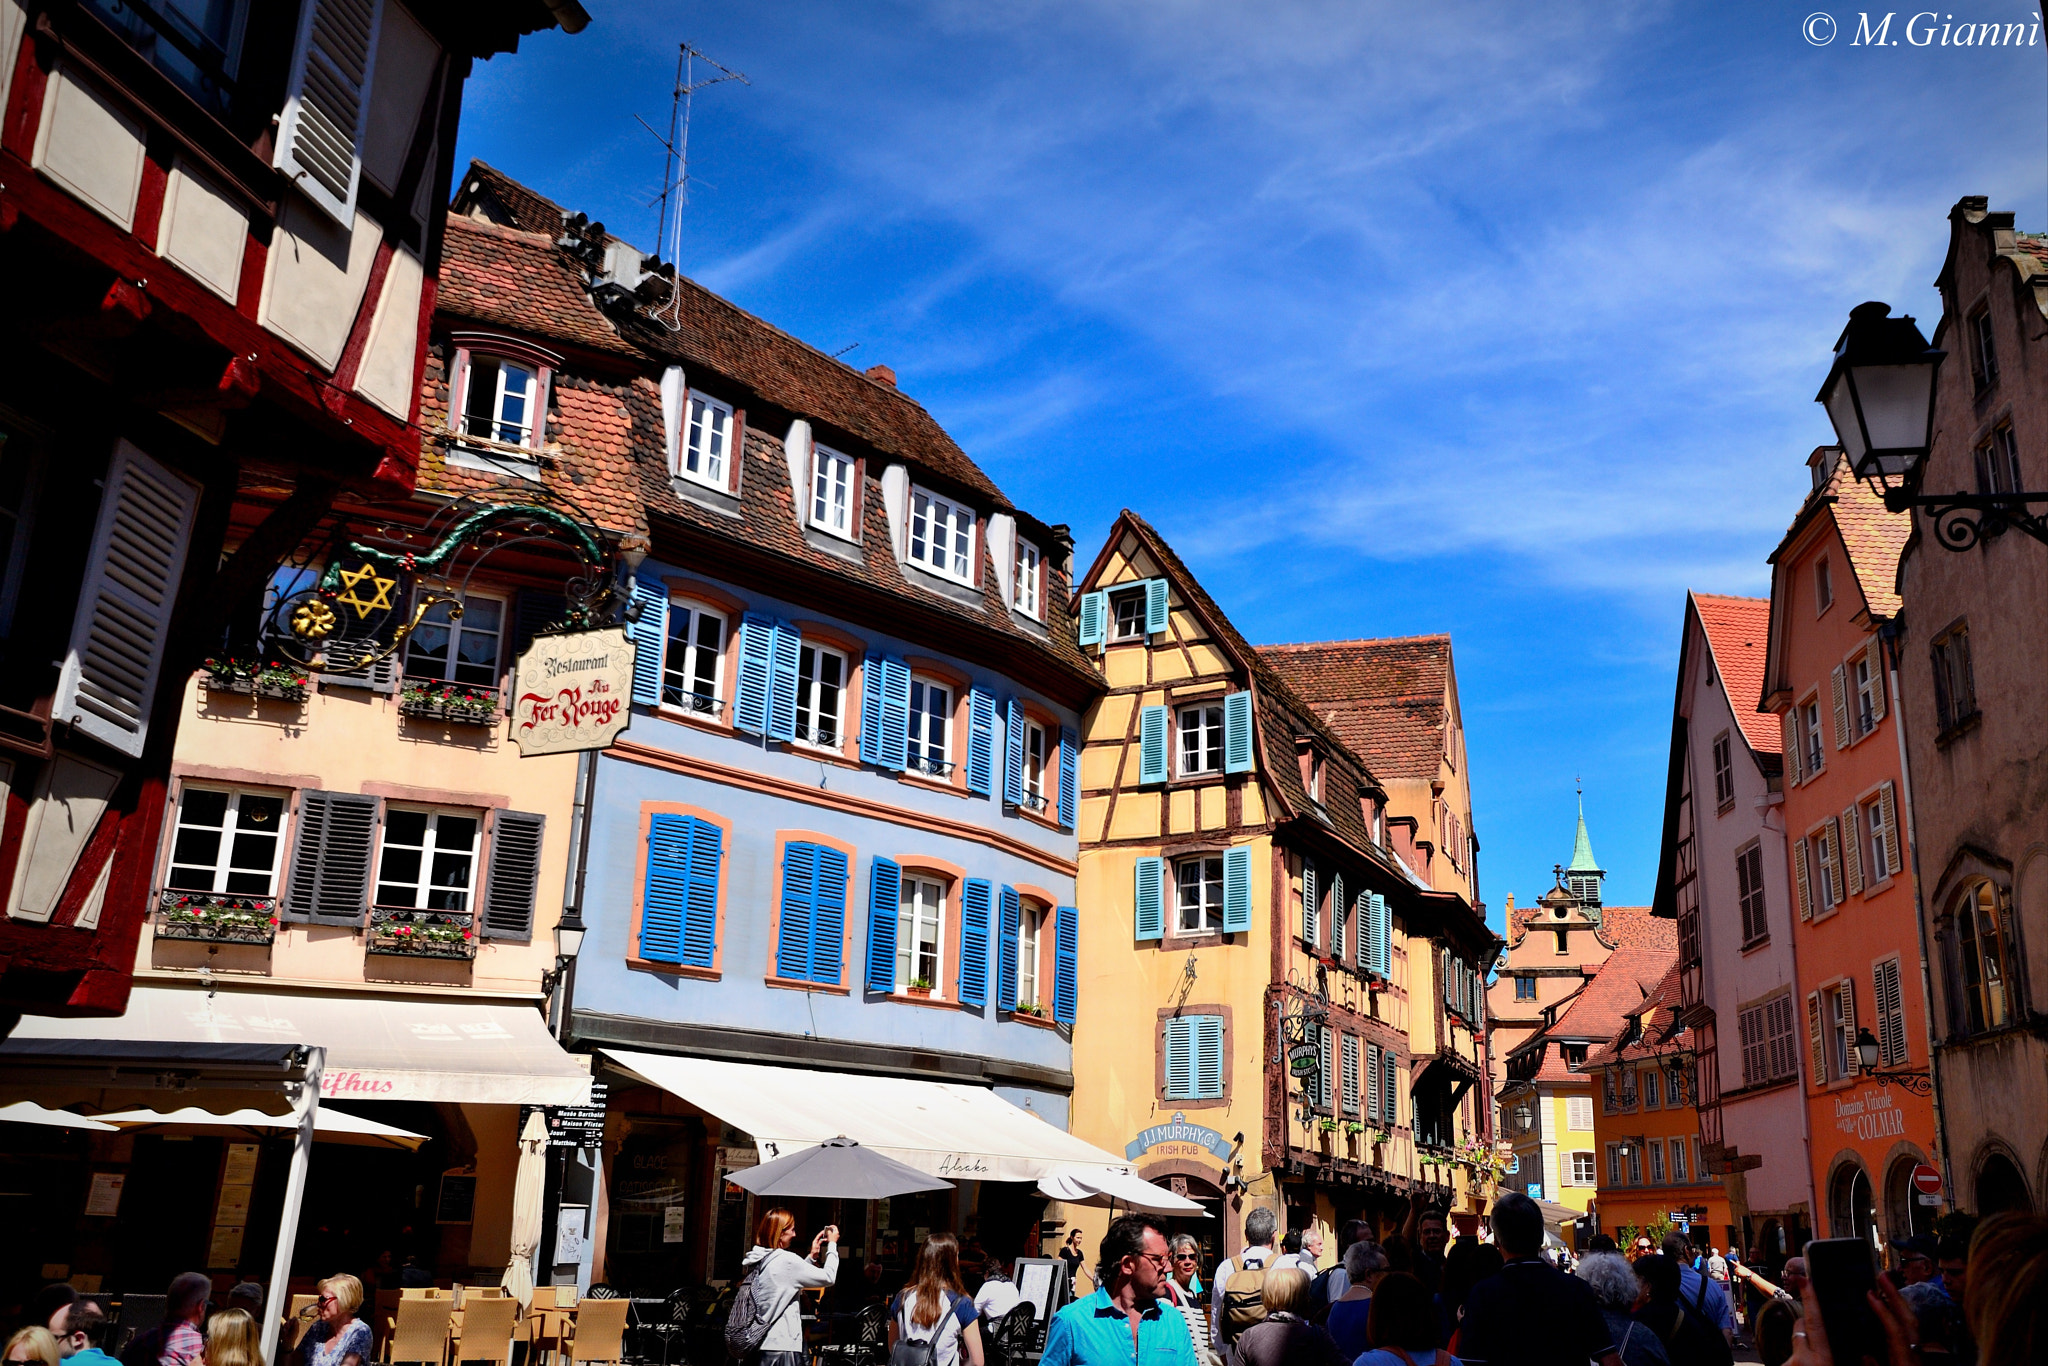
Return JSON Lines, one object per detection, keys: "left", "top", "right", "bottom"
{"left": 481, "top": 809, "right": 545, "bottom": 939}
{"left": 56, "top": 442, "right": 200, "bottom": 757}
{"left": 511, "top": 589, "right": 564, "bottom": 664}
{"left": 285, "top": 789, "right": 379, "bottom": 922}
{"left": 275, "top": 0, "right": 384, "bottom": 225}
{"left": 321, "top": 643, "right": 399, "bottom": 692}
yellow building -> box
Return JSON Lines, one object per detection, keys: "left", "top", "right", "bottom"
{"left": 1062, "top": 513, "right": 1498, "bottom": 1266}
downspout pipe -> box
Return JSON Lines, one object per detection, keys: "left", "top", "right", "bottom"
{"left": 1881, "top": 618, "right": 1955, "bottom": 1209}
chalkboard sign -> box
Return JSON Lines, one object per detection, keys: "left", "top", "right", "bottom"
{"left": 1011, "top": 1257, "right": 1072, "bottom": 1352}
{"left": 436, "top": 1172, "right": 477, "bottom": 1225}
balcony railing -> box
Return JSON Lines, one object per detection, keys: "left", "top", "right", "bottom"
{"left": 155, "top": 890, "right": 278, "bottom": 944}
{"left": 661, "top": 687, "right": 725, "bottom": 717}
{"left": 366, "top": 908, "right": 477, "bottom": 960}
{"left": 1018, "top": 790, "right": 1050, "bottom": 813}
{"left": 906, "top": 755, "right": 955, "bottom": 779}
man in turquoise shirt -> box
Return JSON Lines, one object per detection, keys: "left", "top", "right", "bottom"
{"left": 1041, "top": 1214, "right": 1197, "bottom": 1366}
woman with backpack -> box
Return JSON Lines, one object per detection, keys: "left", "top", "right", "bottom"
{"left": 888, "top": 1233, "right": 985, "bottom": 1366}
{"left": 734, "top": 1208, "right": 840, "bottom": 1365}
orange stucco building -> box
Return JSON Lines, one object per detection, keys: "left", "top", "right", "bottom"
{"left": 1761, "top": 450, "right": 1939, "bottom": 1252}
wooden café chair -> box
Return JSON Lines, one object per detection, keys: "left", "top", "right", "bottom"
{"left": 386, "top": 1296, "right": 453, "bottom": 1366}
{"left": 452, "top": 1295, "right": 518, "bottom": 1366}
{"left": 562, "top": 1298, "right": 630, "bottom": 1366}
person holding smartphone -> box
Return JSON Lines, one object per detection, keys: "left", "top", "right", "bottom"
{"left": 740, "top": 1208, "right": 840, "bottom": 1366}
{"left": 1788, "top": 1240, "right": 1921, "bottom": 1366}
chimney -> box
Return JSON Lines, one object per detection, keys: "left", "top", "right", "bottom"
{"left": 865, "top": 364, "right": 897, "bottom": 388}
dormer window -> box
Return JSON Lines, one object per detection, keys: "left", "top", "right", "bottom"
{"left": 681, "top": 391, "right": 734, "bottom": 490}
{"left": 811, "top": 443, "right": 857, "bottom": 537}
{"left": 908, "top": 486, "right": 975, "bottom": 583}
{"left": 1111, "top": 589, "right": 1147, "bottom": 640}
{"left": 1014, "top": 538, "right": 1043, "bottom": 619}
{"left": 449, "top": 336, "right": 559, "bottom": 467}
{"left": 463, "top": 359, "right": 538, "bottom": 447}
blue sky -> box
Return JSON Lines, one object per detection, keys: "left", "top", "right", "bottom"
{"left": 457, "top": 2, "right": 2047, "bottom": 924}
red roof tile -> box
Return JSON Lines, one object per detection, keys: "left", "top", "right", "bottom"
{"left": 437, "top": 215, "right": 635, "bottom": 357}
{"left": 1691, "top": 593, "right": 1775, "bottom": 754}
{"left": 1255, "top": 636, "right": 1451, "bottom": 779}
{"left": 1826, "top": 461, "right": 1909, "bottom": 618}
{"left": 1549, "top": 945, "right": 1678, "bottom": 1044}
{"left": 1597, "top": 905, "right": 1676, "bottom": 953}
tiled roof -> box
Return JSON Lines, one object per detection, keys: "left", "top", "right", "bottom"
{"left": 1597, "top": 906, "right": 1675, "bottom": 953}
{"left": 453, "top": 160, "right": 569, "bottom": 235}
{"left": 1585, "top": 964, "right": 1689, "bottom": 1068}
{"left": 1825, "top": 460, "right": 1909, "bottom": 618}
{"left": 1548, "top": 946, "right": 1678, "bottom": 1045}
{"left": 1256, "top": 636, "right": 1451, "bottom": 779}
{"left": 1690, "top": 593, "right": 1775, "bottom": 754}
{"left": 437, "top": 215, "right": 635, "bottom": 357}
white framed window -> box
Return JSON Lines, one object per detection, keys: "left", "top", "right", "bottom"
{"left": 907, "top": 677, "right": 953, "bottom": 777}
{"left": 376, "top": 808, "right": 481, "bottom": 912}
{"left": 1176, "top": 855, "right": 1224, "bottom": 933}
{"left": 1649, "top": 1140, "right": 1666, "bottom": 1184}
{"left": 1853, "top": 654, "right": 1880, "bottom": 736}
{"left": 461, "top": 356, "right": 539, "bottom": 448}
{"left": 1810, "top": 826, "right": 1840, "bottom": 913}
{"left": 1607, "top": 1146, "right": 1622, "bottom": 1187}
{"left": 1018, "top": 903, "right": 1043, "bottom": 1009}
{"left": 1814, "top": 557, "right": 1833, "bottom": 613}
{"left": 166, "top": 787, "right": 288, "bottom": 896}
{"left": 405, "top": 593, "right": 504, "bottom": 688}
{"left": 1013, "top": 538, "right": 1042, "bottom": 618}
{"left": 1671, "top": 1138, "right": 1689, "bottom": 1183}
{"left": 1712, "top": 731, "right": 1734, "bottom": 808}
{"left": 1864, "top": 795, "right": 1892, "bottom": 881}
{"left": 1572, "top": 1151, "right": 1597, "bottom": 1185}
{"left": 1642, "top": 1069, "right": 1661, "bottom": 1109}
{"left": 680, "top": 391, "right": 733, "bottom": 489}
{"left": 1802, "top": 697, "right": 1826, "bottom": 775}
{"left": 898, "top": 875, "right": 945, "bottom": 991}
{"left": 663, "top": 600, "right": 727, "bottom": 715}
{"left": 1828, "top": 983, "right": 1852, "bottom": 1080}
{"left": 811, "top": 444, "right": 856, "bottom": 537}
{"left": 1111, "top": 589, "right": 1146, "bottom": 640}
{"left": 794, "top": 642, "right": 846, "bottom": 747}
{"left": 1627, "top": 1144, "right": 1643, "bottom": 1184}
{"left": 1179, "top": 703, "right": 1223, "bottom": 776}
{"left": 1023, "top": 719, "right": 1050, "bottom": 810}
{"left": 908, "top": 486, "right": 975, "bottom": 582}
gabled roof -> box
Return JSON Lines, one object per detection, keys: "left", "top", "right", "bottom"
{"left": 437, "top": 214, "right": 635, "bottom": 357}
{"left": 1691, "top": 593, "right": 1775, "bottom": 754}
{"left": 1760, "top": 451, "right": 1909, "bottom": 705}
{"left": 1255, "top": 635, "right": 1452, "bottom": 780}
{"left": 1585, "top": 963, "right": 1688, "bottom": 1069}
{"left": 1547, "top": 946, "right": 1677, "bottom": 1044}
{"left": 454, "top": 159, "right": 573, "bottom": 236}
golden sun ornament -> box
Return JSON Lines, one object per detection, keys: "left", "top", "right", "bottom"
{"left": 290, "top": 599, "right": 338, "bottom": 640}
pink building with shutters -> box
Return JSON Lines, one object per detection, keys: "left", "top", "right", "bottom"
{"left": 1760, "top": 449, "right": 1937, "bottom": 1255}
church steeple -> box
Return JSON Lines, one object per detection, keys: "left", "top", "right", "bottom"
{"left": 1566, "top": 786, "right": 1604, "bottom": 909}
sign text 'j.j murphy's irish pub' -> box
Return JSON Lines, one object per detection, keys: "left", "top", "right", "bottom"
{"left": 1127, "top": 1114, "right": 1235, "bottom": 1162}
{"left": 511, "top": 628, "right": 635, "bottom": 756}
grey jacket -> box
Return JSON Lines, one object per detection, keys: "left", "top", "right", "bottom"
{"left": 741, "top": 1243, "right": 840, "bottom": 1352}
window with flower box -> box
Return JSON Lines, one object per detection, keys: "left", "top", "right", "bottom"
{"left": 159, "top": 786, "right": 288, "bottom": 942}
{"left": 370, "top": 807, "right": 480, "bottom": 958}
{"left": 402, "top": 593, "right": 505, "bottom": 722}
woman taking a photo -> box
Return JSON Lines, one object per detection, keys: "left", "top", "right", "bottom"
{"left": 740, "top": 1208, "right": 840, "bottom": 1366}
{"left": 889, "top": 1233, "right": 984, "bottom": 1366}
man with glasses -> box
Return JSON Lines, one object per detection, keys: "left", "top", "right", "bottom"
{"left": 1895, "top": 1235, "right": 1937, "bottom": 1286}
{"left": 1040, "top": 1215, "right": 1196, "bottom": 1366}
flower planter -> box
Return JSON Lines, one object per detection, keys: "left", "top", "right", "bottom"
{"left": 904, "top": 984, "right": 934, "bottom": 998}
{"left": 156, "top": 891, "right": 279, "bottom": 944}
{"left": 201, "top": 664, "right": 309, "bottom": 703}
{"left": 367, "top": 909, "right": 477, "bottom": 960}
{"left": 398, "top": 695, "right": 501, "bottom": 725}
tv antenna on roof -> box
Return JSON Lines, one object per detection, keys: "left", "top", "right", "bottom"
{"left": 636, "top": 41, "right": 749, "bottom": 327}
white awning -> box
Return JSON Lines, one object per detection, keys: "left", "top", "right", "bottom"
{"left": 92, "top": 1105, "right": 428, "bottom": 1149}
{"left": 0, "top": 1101, "right": 118, "bottom": 1131}
{"left": 10, "top": 985, "right": 590, "bottom": 1106}
{"left": 1037, "top": 1168, "right": 1210, "bottom": 1215}
{"left": 603, "top": 1049, "right": 1125, "bottom": 1184}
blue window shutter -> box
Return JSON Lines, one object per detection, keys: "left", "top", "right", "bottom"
{"left": 1078, "top": 590, "right": 1105, "bottom": 647}
{"left": 1058, "top": 726, "right": 1077, "bottom": 828}
{"left": 865, "top": 856, "right": 901, "bottom": 994}
{"left": 966, "top": 689, "right": 997, "bottom": 796}
{"left": 733, "top": 614, "right": 773, "bottom": 735}
{"left": 766, "top": 621, "right": 801, "bottom": 742}
{"left": 959, "top": 878, "right": 992, "bottom": 1008}
{"left": 1145, "top": 578, "right": 1168, "bottom": 636}
{"left": 777, "top": 842, "right": 819, "bottom": 981}
{"left": 1368, "top": 892, "right": 1388, "bottom": 977}
{"left": 1134, "top": 856, "right": 1165, "bottom": 941}
{"left": 1003, "top": 697, "right": 1026, "bottom": 805}
{"left": 680, "top": 817, "right": 721, "bottom": 968}
{"left": 1224, "top": 690, "right": 1254, "bottom": 773}
{"left": 1164, "top": 1018, "right": 1193, "bottom": 1099}
{"left": 1196, "top": 1015, "right": 1224, "bottom": 1099}
{"left": 997, "top": 885, "right": 1021, "bottom": 1011}
{"left": 627, "top": 575, "right": 668, "bottom": 708}
{"left": 813, "top": 845, "right": 848, "bottom": 986}
{"left": 1222, "top": 846, "right": 1252, "bottom": 932}
{"left": 860, "top": 656, "right": 884, "bottom": 765}
{"left": 879, "top": 657, "right": 911, "bottom": 770}
{"left": 1138, "top": 706, "right": 1168, "bottom": 785}
{"left": 639, "top": 813, "right": 691, "bottom": 962}
{"left": 1053, "top": 904, "right": 1078, "bottom": 1026}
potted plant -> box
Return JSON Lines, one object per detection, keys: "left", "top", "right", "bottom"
{"left": 201, "top": 656, "right": 256, "bottom": 693}
{"left": 399, "top": 679, "right": 501, "bottom": 724}
{"left": 1318, "top": 1116, "right": 1339, "bottom": 1134}
{"left": 905, "top": 976, "right": 934, "bottom": 998}
{"left": 1343, "top": 1120, "right": 1366, "bottom": 1136}
{"left": 156, "top": 890, "right": 279, "bottom": 944}
{"left": 367, "top": 909, "right": 478, "bottom": 959}
{"left": 254, "top": 660, "right": 310, "bottom": 701}
{"left": 1017, "top": 1000, "right": 1046, "bottom": 1018}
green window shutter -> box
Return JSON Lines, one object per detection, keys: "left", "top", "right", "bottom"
{"left": 1302, "top": 862, "right": 1319, "bottom": 946}
{"left": 1165, "top": 1017, "right": 1194, "bottom": 1099}
{"left": 1078, "top": 590, "right": 1106, "bottom": 647}
{"left": 1366, "top": 1043, "right": 1381, "bottom": 1119}
{"left": 1381, "top": 1050, "right": 1398, "bottom": 1126}
{"left": 1330, "top": 873, "right": 1346, "bottom": 960}
{"left": 1135, "top": 856, "right": 1165, "bottom": 941}
{"left": 1342, "top": 1033, "right": 1360, "bottom": 1114}
{"left": 1139, "top": 705, "right": 1168, "bottom": 784}
{"left": 1145, "top": 578, "right": 1168, "bottom": 636}
{"left": 1222, "top": 847, "right": 1252, "bottom": 932}
{"left": 1224, "top": 690, "right": 1254, "bottom": 773}
{"left": 1195, "top": 1015, "right": 1225, "bottom": 1099}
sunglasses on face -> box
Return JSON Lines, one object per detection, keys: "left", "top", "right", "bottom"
{"left": 1174, "top": 1254, "right": 1199, "bottom": 1262}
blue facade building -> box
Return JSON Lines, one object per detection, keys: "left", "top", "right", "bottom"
{"left": 446, "top": 167, "right": 1114, "bottom": 1288}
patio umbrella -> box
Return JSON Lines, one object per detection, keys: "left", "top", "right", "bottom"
{"left": 503, "top": 1109, "right": 548, "bottom": 1310}
{"left": 727, "top": 1135, "right": 954, "bottom": 1200}
{"left": 1037, "top": 1169, "right": 1209, "bottom": 1215}
{"left": 0, "top": 1101, "right": 118, "bottom": 1131}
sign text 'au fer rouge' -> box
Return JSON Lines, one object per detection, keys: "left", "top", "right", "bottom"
{"left": 510, "top": 628, "right": 635, "bottom": 757}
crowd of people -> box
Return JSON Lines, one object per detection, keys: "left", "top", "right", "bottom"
{"left": 2, "top": 1270, "right": 395, "bottom": 1366}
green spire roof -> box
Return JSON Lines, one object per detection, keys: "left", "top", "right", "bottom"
{"left": 1568, "top": 791, "right": 1601, "bottom": 872}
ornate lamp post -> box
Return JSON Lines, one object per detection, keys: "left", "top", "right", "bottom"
{"left": 1819, "top": 301, "right": 2048, "bottom": 548}
{"left": 1851, "top": 1027, "right": 1934, "bottom": 1095}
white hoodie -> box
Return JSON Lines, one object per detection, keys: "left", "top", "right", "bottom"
{"left": 740, "top": 1242, "right": 840, "bottom": 1352}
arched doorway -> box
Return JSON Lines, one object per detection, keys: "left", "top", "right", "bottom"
{"left": 1883, "top": 1157, "right": 1934, "bottom": 1242}
{"left": 1977, "top": 1152, "right": 2030, "bottom": 1216}
{"left": 1829, "top": 1162, "right": 1876, "bottom": 1245}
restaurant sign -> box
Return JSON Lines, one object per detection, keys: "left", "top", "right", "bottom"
{"left": 511, "top": 628, "right": 635, "bottom": 756}
{"left": 1126, "top": 1113, "right": 1234, "bottom": 1162}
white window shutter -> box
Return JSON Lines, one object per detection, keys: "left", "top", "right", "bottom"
{"left": 1831, "top": 666, "right": 1850, "bottom": 749}
{"left": 56, "top": 442, "right": 200, "bottom": 757}
{"left": 1866, "top": 642, "right": 1887, "bottom": 722}
{"left": 1782, "top": 712, "right": 1801, "bottom": 786}
{"left": 275, "top": 0, "right": 384, "bottom": 226}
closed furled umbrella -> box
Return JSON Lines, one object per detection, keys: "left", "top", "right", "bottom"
{"left": 503, "top": 1109, "right": 548, "bottom": 1309}
{"left": 728, "top": 1135, "right": 954, "bottom": 1199}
